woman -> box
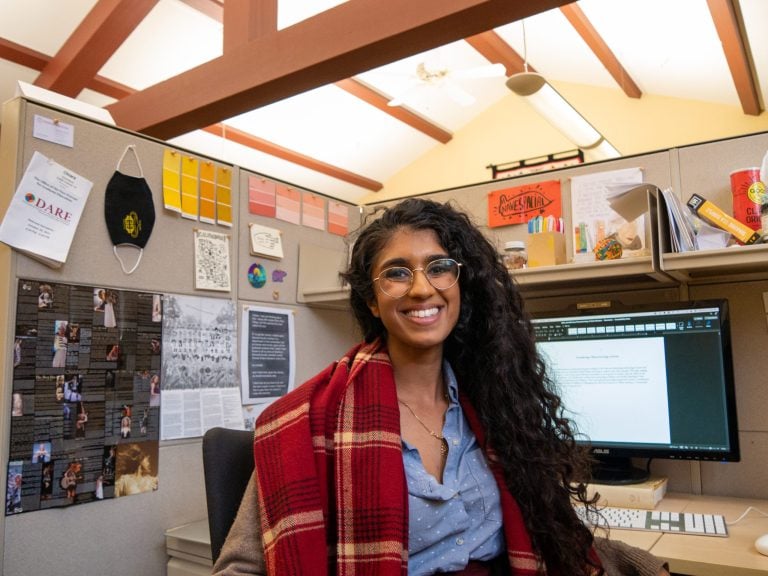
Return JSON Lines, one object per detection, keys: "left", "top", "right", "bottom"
{"left": 214, "top": 199, "right": 669, "bottom": 575}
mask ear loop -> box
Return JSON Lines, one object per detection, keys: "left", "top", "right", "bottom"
{"left": 116, "top": 144, "right": 145, "bottom": 176}
{"left": 113, "top": 144, "right": 146, "bottom": 275}
{"left": 113, "top": 245, "right": 143, "bottom": 275}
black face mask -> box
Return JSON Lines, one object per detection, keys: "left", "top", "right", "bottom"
{"left": 104, "top": 145, "right": 155, "bottom": 274}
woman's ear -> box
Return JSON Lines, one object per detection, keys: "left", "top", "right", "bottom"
{"left": 368, "top": 297, "right": 380, "bottom": 318}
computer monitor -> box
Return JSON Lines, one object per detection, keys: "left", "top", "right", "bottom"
{"left": 530, "top": 299, "right": 740, "bottom": 485}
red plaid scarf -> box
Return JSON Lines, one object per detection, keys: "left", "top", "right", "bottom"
{"left": 254, "top": 339, "right": 593, "bottom": 575}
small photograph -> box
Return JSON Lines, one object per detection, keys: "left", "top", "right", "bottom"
{"left": 55, "top": 375, "right": 65, "bottom": 401}
{"left": 150, "top": 338, "right": 161, "bottom": 354}
{"left": 105, "top": 370, "right": 115, "bottom": 388}
{"left": 93, "top": 288, "right": 106, "bottom": 312}
{"left": 75, "top": 402, "right": 89, "bottom": 439}
{"left": 66, "top": 323, "right": 80, "bottom": 344}
{"left": 106, "top": 344, "right": 120, "bottom": 362}
{"left": 63, "top": 374, "right": 82, "bottom": 402}
{"left": 115, "top": 442, "right": 158, "bottom": 497}
{"left": 104, "top": 290, "right": 118, "bottom": 329}
{"left": 120, "top": 405, "right": 132, "bottom": 439}
{"left": 52, "top": 320, "right": 69, "bottom": 368}
{"left": 13, "top": 338, "right": 22, "bottom": 368}
{"left": 6, "top": 461, "right": 23, "bottom": 514}
{"left": 59, "top": 460, "right": 83, "bottom": 501}
{"left": 102, "top": 445, "right": 117, "bottom": 486}
{"left": 149, "top": 374, "right": 161, "bottom": 407}
{"left": 38, "top": 284, "right": 53, "bottom": 309}
{"left": 40, "top": 462, "right": 53, "bottom": 500}
{"left": 32, "top": 441, "right": 51, "bottom": 464}
{"left": 11, "top": 392, "right": 23, "bottom": 417}
{"left": 151, "top": 294, "right": 162, "bottom": 323}
{"left": 139, "top": 409, "right": 149, "bottom": 436}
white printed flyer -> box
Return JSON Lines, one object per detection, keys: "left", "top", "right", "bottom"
{"left": 0, "top": 151, "right": 92, "bottom": 267}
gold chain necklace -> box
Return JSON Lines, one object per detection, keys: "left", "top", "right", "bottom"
{"left": 397, "top": 398, "right": 449, "bottom": 457}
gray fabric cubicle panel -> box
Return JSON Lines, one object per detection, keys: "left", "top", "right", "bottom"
{"left": 235, "top": 169, "right": 361, "bottom": 305}
{"left": 676, "top": 131, "right": 768, "bottom": 212}
{"left": 3, "top": 98, "right": 235, "bottom": 296}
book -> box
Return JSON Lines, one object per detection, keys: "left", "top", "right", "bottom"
{"left": 585, "top": 476, "right": 668, "bottom": 510}
{"left": 0, "top": 151, "right": 92, "bottom": 268}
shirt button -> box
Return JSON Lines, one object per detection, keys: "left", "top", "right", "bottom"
{"left": 452, "top": 439, "right": 459, "bottom": 446}
{"left": 456, "top": 537, "right": 464, "bottom": 546}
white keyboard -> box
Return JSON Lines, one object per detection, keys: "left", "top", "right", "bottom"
{"left": 574, "top": 505, "right": 728, "bottom": 537}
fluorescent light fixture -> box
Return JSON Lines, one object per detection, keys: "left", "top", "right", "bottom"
{"left": 506, "top": 72, "right": 619, "bottom": 161}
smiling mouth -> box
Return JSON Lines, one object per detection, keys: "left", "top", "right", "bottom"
{"left": 405, "top": 307, "right": 439, "bottom": 318}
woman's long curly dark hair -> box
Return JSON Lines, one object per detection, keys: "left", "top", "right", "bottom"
{"left": 342, "top": 198, "right": 598, "bottom": 575}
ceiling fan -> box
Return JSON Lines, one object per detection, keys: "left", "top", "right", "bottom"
{"left": 384, "top": 60, "right": 506, "bottom": 108}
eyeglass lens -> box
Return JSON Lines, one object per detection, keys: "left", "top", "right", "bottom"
{"left": 375, "top": 258, "right": 461, "bottom": 298}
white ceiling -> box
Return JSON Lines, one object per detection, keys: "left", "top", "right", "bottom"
{"left": 0, "top": 0, "right": 766, "bottom": 205}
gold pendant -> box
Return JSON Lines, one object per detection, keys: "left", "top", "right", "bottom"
{"left": 440, "top": 438, "right": 449, "bottom": 457}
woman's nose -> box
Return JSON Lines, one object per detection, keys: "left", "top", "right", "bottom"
{"left": 407, "top": 268, "right": 434, "bottom": 296}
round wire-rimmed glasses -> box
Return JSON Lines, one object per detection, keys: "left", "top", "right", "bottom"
{"left": 373, "top": 258, "right": 463, "bottom": 299}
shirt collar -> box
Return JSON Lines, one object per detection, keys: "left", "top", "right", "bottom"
{"left": 443, "top": 360, "right": 459, "bottom": 404}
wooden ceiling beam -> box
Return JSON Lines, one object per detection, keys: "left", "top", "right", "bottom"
{"left": 34, "top": 0, "right": 158, "bottom": 97}
{"left": 706, "top": 0, "right": 761, "bottom": 115}
{"left": 559, "top": 3, "right": 641, "bottom": 99}
{"left": 178, "top": 0, "right": 223, "bottom": 22}
{"left": 106, "top": 0, "right": 570, "bottom": 140}
{"left": 0, "top": 37, "right": 134, "bottom": 100}
{"left": 202, "top": 123, "right": 383, "bottom": 191}
{"left": 335, "top": 78, "right": 453, "bottom": 144}
{"left": 0, "top": 38, "right": 49, "bottom": 70}
{"left": 464, "top": 30, "right": 533, "bottom": 77}
{"left": 223, "top": 0, "right": 277, "bottom": 51}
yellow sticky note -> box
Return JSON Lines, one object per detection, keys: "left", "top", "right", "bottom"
{"left": 216, "top": 167, "right": 232, "bottom": 227}
{"left": 162, "top": 149, "right": 181, "bottom": 212}
{"left": 199, "top": 161, "right": 216, "bottom": 224}
{"left": 181, "top": 156, "right": 199, "bottom": 220}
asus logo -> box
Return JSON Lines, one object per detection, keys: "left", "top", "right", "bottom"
{"left": 593, "top": 448, "right": 610, "bottom": 455}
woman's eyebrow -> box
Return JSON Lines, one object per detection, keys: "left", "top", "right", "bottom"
{"left": 378, "top": 253, "right": 449, "bottom": 269}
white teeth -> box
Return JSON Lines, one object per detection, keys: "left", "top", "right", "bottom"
{"left": 406, "top": 307, "right": 438, "bottom": 318}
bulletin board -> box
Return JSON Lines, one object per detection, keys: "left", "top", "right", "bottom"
{"left": 7, "top": 278, "right": 161, "bottom": 514}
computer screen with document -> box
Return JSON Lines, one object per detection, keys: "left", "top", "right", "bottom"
{"left": 531, "top": 299, "right": 739, "bottom": 484}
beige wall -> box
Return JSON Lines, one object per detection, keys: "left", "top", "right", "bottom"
{"left": 369, "top": 81, "right": 768, "bottom": 203}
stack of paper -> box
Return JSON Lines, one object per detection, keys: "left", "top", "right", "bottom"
{"left": 661, "top": 188, "right": 731, "bottom": 252}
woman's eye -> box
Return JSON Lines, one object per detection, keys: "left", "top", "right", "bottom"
{"left": 383, "top": 268, "right": 410, "bottom": 281}
{"left": 427, "top": 260, "right": 452, "bottom": 275}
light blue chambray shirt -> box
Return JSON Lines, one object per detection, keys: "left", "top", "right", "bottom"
{"left": 403, "top": 362, "right": 505, "bottom": 575}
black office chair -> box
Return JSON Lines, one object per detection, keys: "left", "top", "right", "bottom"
{"left": 202, "top": 427, "right": 255, "bottom": 564}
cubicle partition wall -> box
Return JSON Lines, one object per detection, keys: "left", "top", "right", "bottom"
{"left": 0, "top": 97, "right": 359, "bottom": 576}
{"left": 367, "top": 131, "right": 768, "bottom": 500}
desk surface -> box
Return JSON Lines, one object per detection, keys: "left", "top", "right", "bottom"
{"left": 165, "top": 494, "right": 768, "bottom": 576}
{"left": 608, "top": 493, "right": 768, "bottom": 576}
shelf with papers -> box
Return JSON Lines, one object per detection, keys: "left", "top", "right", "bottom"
{"left": 657, "top": 189, "right": 768, "bottom": 283}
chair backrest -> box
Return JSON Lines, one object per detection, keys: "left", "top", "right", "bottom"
{"left": 202, "top": 427, "right": 255, "bottom": 564}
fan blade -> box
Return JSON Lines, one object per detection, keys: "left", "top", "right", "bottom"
{"left": 442, "top": 80, "right": 476, "bottom": 107}
{"left": 387, "top": 82, "right": 428, "bottom": 107}
{"left": 451, "top": 63, "right": 506, "bottom": 79}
